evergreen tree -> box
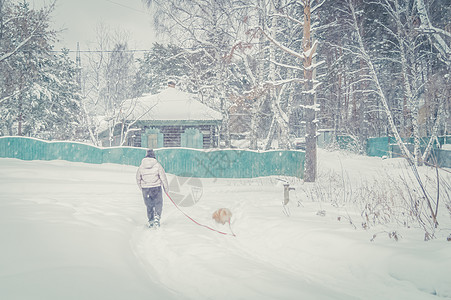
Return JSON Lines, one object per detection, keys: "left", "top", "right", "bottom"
{"left": 36, "top": 49, "right": 82, "bottom": 139}
{"left": 134, "top": 43, "right": 189, "bottom": 94}
{"left": 0, "top": 1, "right": 81, "bottom": 139}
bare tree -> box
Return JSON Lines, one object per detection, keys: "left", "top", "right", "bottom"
{"left": 346, "top": 0, "right": 414, "bottom": 162}
{"left": 255, "top": 0, "right": 323, "bottom": 180}
{"left": 415, "top": 0, "right": 451, "bottom": 65}
{"left": 81, "top": 23, "right": 111, "bottom": 145}
{"left": 376, "top": 0, "right": 449, "bottom": 165}
{"left": 143, "top": 0, "right": 248, "bottom": 148}
{"left": 82, "top": 25, "right": 138, "bottom": 146}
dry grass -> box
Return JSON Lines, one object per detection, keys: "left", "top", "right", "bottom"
{"left": 297, "top": 166, "right": 450, "bottom": 240}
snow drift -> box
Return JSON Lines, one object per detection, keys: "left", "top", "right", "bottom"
{"left": 0, "top": 149, "right": 450, "bottom": 299}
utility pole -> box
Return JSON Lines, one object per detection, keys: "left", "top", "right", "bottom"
{"left": 76, "top": 42, "right": 82, "bottom": 92}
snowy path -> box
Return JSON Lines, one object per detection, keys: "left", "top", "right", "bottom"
{"left": 0, "top": 160, "right": 176, "bottom": 300}
{"left": 1, "top": 156, "right": 450, "bottom": 299}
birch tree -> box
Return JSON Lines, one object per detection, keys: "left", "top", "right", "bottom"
{"left": 253, "top": 0, "right": 322, "bottom": 180}
{"left": 143, "top": 0, "right": 248, "bottom": 148}
{"left": 375, "top": 0, "right": 449, "bottom": 165}
{"left": 82, "top": 26, "right": 140, "bottom": 146}
{"left": 415, "top": 0, "right": 451, "bottom": 65}
{"left": 344, "top": 0, "right": 415, "bottom": 162}
{"left": 103, "top": 42, "right": 137, "bottom": 146}
{"left": 80, "top": 23, "right": 111, "bottom": 145}
{"left": 245, "top": 0, "right": 271, "bottom": 150}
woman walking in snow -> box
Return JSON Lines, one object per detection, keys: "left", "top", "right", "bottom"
{"left": 136, "top": 149, "right": 169, "bottom": 228}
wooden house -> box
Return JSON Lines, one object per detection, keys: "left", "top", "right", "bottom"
{"left": 119, "top": 86, "right": 222, "bottom": 149}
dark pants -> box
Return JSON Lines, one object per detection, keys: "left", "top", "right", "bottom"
{"left": 142, "top": 186, "right": 163, "bottom": 222}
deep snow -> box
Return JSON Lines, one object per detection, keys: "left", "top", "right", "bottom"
{"left": 0, "top": 149, "right": 450, "bottom": 300}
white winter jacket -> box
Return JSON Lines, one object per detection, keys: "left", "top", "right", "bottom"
{"left": 136, "top": 157, "right": 169, "bottom": 192}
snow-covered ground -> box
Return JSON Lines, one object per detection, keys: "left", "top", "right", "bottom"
{"left": 1, "top": 149, "right": 450, "bottom": 300}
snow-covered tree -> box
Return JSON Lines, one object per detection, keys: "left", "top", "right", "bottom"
{"left": 315, "top": 0, "right": 449, "bottom": 163}
{"left": 143, "top": 0, "right": 248, "bottom": 148}
{"left": 139, "top": 0, "right": 448, "bottom": 169}
{"left": 415, "top": 0, "right": 450, "bottom": 65}
{"left": 301, "top": 0, "right": 321, "bottom": 181}
{"left": 370, "top": 0, "right": 449, "bottom": 165}
{"left": 249, "top": 0, "right": 323, "bottom": 180}
{"left": 134, "top": 43, "right": 190, "bottom": 95}
{"left": 80, "top": 23, "right": 111, "bottom": 145}
{"left": 0, "top": 1, "right": 81, "bottom": 138}
{"left": 82, "top": 26, "right": 141, "bottom": 146}
{"left": 103, "top": 42, "right": 139, "bottom": 146}
{"left": 32, "top": 48, "right": 82, "bottom": 139}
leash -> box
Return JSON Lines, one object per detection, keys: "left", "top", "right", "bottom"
{"left": 165, "top": 191, "right": 236, "bottom": 237}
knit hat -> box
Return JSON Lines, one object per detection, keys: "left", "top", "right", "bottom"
{"left": 146, "top": 149, "right": 156, "bottom": 158}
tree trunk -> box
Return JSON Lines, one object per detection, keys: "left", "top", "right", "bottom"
{"left": 220, "top": 97, "right": 231, "bottom": 148}
{"left": 249, "top": 95, "right": 265, "bottom": 150}
{"left": 264, "top": 116, "right": 277, "bottom": 150}
{"left": 415, "top": 0, "right": 450, "bottom": 65}
{"left": 392, "top": 0, "right": 423, "bottom": 165}
{"left": 348, "top": 0, "right": 414, "bottom": 164}
{"left": 272, "top": 87, "right": 291, "bottom": 149}
{"left": 303, "top": 0, "right": 317, "bottom": 182}
{"left": 422, "top": 99, "right": 444, "bottom": 163}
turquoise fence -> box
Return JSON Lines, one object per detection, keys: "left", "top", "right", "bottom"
{"left": 0, "top": 137, "right": 304, "bottom": 178}
{"left": 366, "top": 136, "right": 449, "bottom": 157}
{"left": 366, "top": 136, "right": 450, "bottom": 168}
{"left": 316, "top": 133, "right": 450, "bottom": 168}
{"left": 366, "top": 137, "right": 393, "bottom": 157}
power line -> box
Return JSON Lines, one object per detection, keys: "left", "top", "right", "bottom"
{"left": 50, "top": 49, "right": 153, "bottom": 53}
{"left": 49, "top": 42, "right": 267, "bottom": 54}
{"left": 104, "top": 0, "right": 148, "bottom": 14}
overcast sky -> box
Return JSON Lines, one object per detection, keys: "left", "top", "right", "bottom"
{"left": 30, "top": 0, "right": 157, "bottom": 51}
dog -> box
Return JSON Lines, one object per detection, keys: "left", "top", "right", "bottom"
{"left": 212, "top": 208, "right": 232, "bottom": 225}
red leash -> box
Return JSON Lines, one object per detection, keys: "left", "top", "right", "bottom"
{"left": 165, "top": 191, "right": 236, "bottom": 237}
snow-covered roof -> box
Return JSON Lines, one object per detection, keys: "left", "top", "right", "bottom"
{"left": 123, "top": 87, "right": 222, "bottom": 122}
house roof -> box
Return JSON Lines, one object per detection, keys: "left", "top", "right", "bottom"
{"left": 123, "top": 87, "right": 222, "bottom": 122}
